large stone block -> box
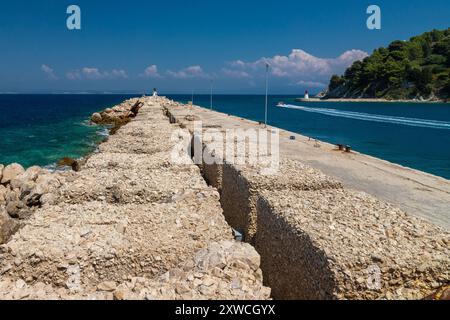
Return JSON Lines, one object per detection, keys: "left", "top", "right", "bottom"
{"left": 220, "top": 159, "right": 343, "bottom": 242}
{"left": 1, "top": 190, "right": 232, "bottom": 288}
{"left": 255, "top": 189, "right": 450, "bottom": 300}
{"left": 56, "top": 166, "right": 209, "bottom": 205}
{"left": 1, "top": 163, "right": 25, "bottom": 184}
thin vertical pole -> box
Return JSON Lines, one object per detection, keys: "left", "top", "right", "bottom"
{"left": 265, "top": 62, "right": 269, "bottom": 127}
{"left": 210, "top": 80, "right": 213, "bottom": 110}
{"left": 191, "top": 90, "right": 194, "bottom": 105}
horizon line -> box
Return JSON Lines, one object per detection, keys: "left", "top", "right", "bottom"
{"left": 0, "top": 92, "right": 314, "bottom": 96}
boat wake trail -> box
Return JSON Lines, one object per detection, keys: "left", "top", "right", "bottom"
{"left": 280, "top": 104, "right": 450, "bottom": 130}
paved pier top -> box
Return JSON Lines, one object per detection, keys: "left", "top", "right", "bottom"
{"left": 173, "top": 104, "right": 450, "bottom": 230}
{"left": 165, "top": 101, "right": 449, "bottom": 300}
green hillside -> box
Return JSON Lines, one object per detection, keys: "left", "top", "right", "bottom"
{"left": 326, "top": 28, "right": 450, "bottom": 101}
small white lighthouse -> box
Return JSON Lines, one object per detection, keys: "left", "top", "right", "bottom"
{"left": 304, "top": 90, "right": 310, "bottom": 100}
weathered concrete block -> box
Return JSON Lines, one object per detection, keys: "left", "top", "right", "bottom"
{"left": 56, "top": 166, "right": 209, "bottom": 205}
{"left": 0, "top": 241, "right": 271, "bottom": 300}
{"left": 255, "top": 189, "right": 450, "bottom": 300}
{"left": 199, "top": 144, "right": 224, "bottom": 192}
{"left": 98, "top": 130, "right": 178, "bottom": 155}
{"left": 1, "top": 191, "right": 232, "bottom": 288}
{"left": 84, "top": 151, "right": 175, "bottom": 171}
{"left": 220, "top": 159, "right": 343, "bottom": 243}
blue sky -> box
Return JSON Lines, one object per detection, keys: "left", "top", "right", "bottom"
{"left": 0, "top": 0, "right": 449, "bottom": 94}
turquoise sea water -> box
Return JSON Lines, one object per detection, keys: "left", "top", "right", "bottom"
{"left": 167, "top": 94, "right": 450, "bottom": 180}
{"left": 0, "top": 94, "right": 138, "bottom": 168}
{"left": 1, "top": 94, "right": 449, "bottom": 180}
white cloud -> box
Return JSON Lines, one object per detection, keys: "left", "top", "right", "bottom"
{"left": 167, "top": 65, "right": 209, "bottom": 79}
{"left": 334, "top": 49, "right": 369, "bottom": 65}
{"left": 66, "top": 70, "right": 81, "bottom": 80}
{"left": 66, "top": 67, "right": 128, "bottom": 80}
{"left": 82, "top": 67, "right": 105, "bottom": 79}
{"left": 228, "top": 60, "right": 246, "bottom": 68}
{"left": 109, "top": 69, "right": 128, "bottom": 79}
{"left": 141, "top": 65, "right": 162, "bottom": 78}
{"left": 41, "top": 64, "right": 58, "bottom": 80}
{"left": 295, "top": 80, "right": 327, "bottom": 88}
{"left": 228, "top": 49, "right": 368, "bottom": 88}
{"left": 222, "top": 68, "right": 252, "bottom": 79}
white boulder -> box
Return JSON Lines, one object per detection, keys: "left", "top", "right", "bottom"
{"left": 1, "top": 164, "right": 25, "bottom": 185}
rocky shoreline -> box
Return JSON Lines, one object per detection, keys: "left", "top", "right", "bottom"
{"left": 295, "top": 97, "right": 449, "bottom": 103}
{"left": 0, "top": 97, "right": 148, "bottom": 244}
{"left": 0, "top": 163, "right": 59, "bottom": 244}
{"left": 0, "top": 96, "right": 448, "bottom": 300}
{"left": 0, "top": 96, "right": 270, "bottom": 300}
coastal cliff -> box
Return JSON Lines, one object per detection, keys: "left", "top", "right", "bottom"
{"left": 323, "top": 28, "right": 450, "bottom": 101}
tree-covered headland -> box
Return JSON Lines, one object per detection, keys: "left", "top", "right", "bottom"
{"left": 326, "top": 28, "right": 450, "bottom": 101}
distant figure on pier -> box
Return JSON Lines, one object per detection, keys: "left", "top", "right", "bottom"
{"left": 304, "top": 90, "right": 310, "bottom": 100}
{"left": 153, "top": 88, "right": 158, "bottom": 97}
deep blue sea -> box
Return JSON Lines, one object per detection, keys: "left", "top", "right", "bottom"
{"left": 1, "top": 94, "right": 449, "bottom": 180}
{"left": 167, "top": 94, "right": 450, "bottom": 180}
{"left": 0, "top": 94, "right": 138, "bottom": 168}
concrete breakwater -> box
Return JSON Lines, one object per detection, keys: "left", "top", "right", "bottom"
{"left": 0, "top": 97, "right": 270, "bottom": 300}
{"left": 163, "top": 100, "right": 449, "bottom": 300}
{"left": 0, "top": 96, "right": 448, "bottom": 300}
{"left": 0, "top": 98, "right": 148, "bottom": 245}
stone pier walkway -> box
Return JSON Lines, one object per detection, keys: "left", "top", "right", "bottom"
{"left": 164, "top": 101, "right": 449, "bottom": 300}
{"left": 167, "top": 104, "right": 450, "bottom": 230}
{"left": 0, "top": 97, "right": 270, "bottom": 300}
{"left": 0, "top": 96, "right": 448, "bottom": 300}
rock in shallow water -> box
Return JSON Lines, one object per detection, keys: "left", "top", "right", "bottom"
{"left": 91, "top": 113, "right": 102, "bottom": 123}
{"left": 57, "top": 158, "right": 80, "bottom": 172}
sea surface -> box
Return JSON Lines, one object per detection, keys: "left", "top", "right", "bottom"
{"left": 167, "top": 94, "right": 450, "bottom": 180}
{"left": 0, "top": 94, "right": 138, "bottom": 168}
{"left": 1, "top": 94, "right": 449, "bottom": 180}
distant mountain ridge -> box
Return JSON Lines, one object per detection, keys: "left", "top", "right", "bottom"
{"left": 324, "top": 28, "right": 450, "bottom": 101}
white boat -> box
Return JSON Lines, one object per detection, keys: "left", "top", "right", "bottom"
{"left": 277, "top": 101, "right": 286, "bottom": 107}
